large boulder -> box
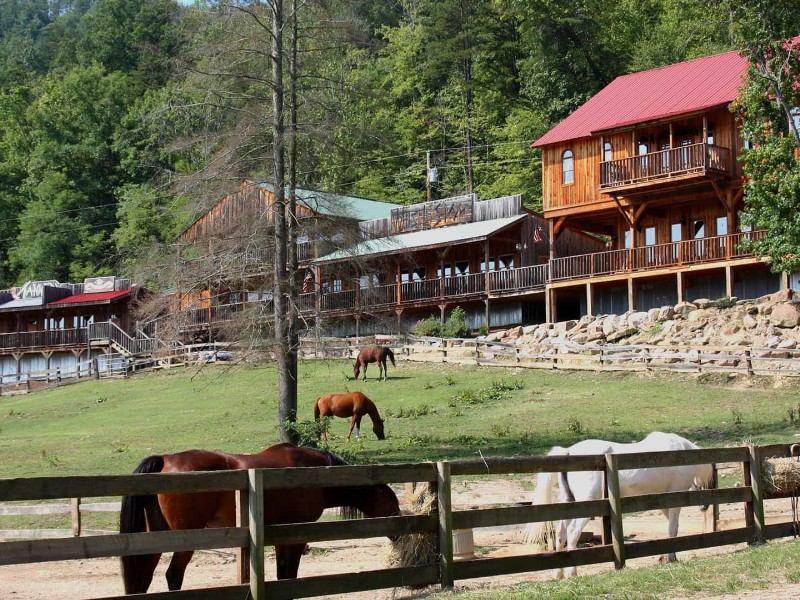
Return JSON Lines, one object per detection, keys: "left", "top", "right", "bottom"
{"left": 607, "top": 327, "right": 638, "bottom": 343}
{"left": 674, "top": 301, "right": 698, "bottom": 318}
{"left": 627, "top": 311, "right": 650, "bottom": 328}
{"left": 771, "top": 303, "right": 800, "bottom": 328}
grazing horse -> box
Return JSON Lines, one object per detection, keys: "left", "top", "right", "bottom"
{"left": 525, "top": 431, "right": 714, "bottom": 578}
{"left": 353, "top": 345, "right": 395, "bottom": 381}
{"left": 119, "top": 443, "right": 400, "bottom": 594}
{"left": 314, "top": 391, "right": 385, "bottom": 442}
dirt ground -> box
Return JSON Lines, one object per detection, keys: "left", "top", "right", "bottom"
{"left": 2, "top": 479, "right": 799, "bottom": 600}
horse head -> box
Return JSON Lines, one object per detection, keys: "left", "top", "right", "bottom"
{"left": 373, "top": 418, "right": 386, "bottom": 440}
{"left": 696, "top": 462, "right": 717, "bottom": 512}
{"left": 353, "top": 361, "right": 360, "bottom": 380}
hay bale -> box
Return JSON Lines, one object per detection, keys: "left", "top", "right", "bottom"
{"left": 386, "top": 485, "right": 438, "bottom": 576}
{"left": 762, "top": 456, "right": 800, "bottom": 496}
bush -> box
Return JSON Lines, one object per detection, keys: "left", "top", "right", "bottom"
{"left": 282, "top": 418, "right": 329, "bottom": 447}
{"left": 441, "top": 306, "right": 471, "bottom": 338}
{"left": 413, "top": 315, "right": 442, "bottom": 337}
{"left": 476, "top": 322, "right": 489, "bottom": 336}
{"left": 715, "top": 296, "right": 736, "bottom": 309}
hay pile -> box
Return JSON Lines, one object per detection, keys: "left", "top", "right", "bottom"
{"left": 386, "top": 484, "right": 438, "bottom": 570}
{"left": 762, "top": 456, "right": 800, "bottom": 497}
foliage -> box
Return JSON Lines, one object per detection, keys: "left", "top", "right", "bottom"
{"left": 727, "top": 0, "right": 800, "bottom": 273}
{"left": 715, "top": 296, "right": 736, "bottom": 310}
{"left": 413, "top": 315, "right": 443, "bottom": 337}
{"left": 282, "top": 418, "right": 330, "bottom": 448}
{"left": 442, "top": 306, "right": 472, "bottom": 338}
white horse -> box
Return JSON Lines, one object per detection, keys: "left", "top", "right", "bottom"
{"left": 525, "top": 431, "right": 714, "bottom": 578}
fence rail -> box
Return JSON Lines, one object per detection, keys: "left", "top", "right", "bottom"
{"left": 1, "top": 443, "right": 795, "bottom": 599}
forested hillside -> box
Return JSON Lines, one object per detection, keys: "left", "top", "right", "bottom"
{"left": 0, "top": 0, "right": 761, "bottom": 288}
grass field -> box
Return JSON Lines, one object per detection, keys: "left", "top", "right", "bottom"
{"left": 2, "top": 359, "right": 799, "bottom": 478}
{"left": 3, "top": 359, "right": 800, "bottom": 596}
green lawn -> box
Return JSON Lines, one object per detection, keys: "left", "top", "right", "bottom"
{"left": 1, "top": 360, "right": 798, "bottom": 478}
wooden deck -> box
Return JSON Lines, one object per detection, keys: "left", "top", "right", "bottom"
{"left": 600, "top": 142, "right": 731, "bottom": 192}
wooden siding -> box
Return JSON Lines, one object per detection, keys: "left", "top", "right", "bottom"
{"left": 178, "top": 183, "right": 315, "bottom": 242}
{"left": 542, "top": 107, "right": 742, "bottom": 215}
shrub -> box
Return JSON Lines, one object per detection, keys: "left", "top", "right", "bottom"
{"left": 476, "top": 322, "right": 489, "bottom": 337}
{"left": 442, "top": 306, "right": 471, "bottom": 338}
{"left": 413, "top": 315, "right": 442, "bottom": 337}
{"left": 715, "top": 296, "right": 736, "bottom": 310}
{"left": 282, "top": 418, "right": 329, "bottom": 447}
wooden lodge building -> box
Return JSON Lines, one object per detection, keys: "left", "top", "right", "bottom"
{"left": 166, "top": 49, "right": 795, "bottom": 339}
{"left": 535, "top": 49, "right": 786, "bottom": 320}
{"left": 0, "top": 276, "right": 146, "bottom": 384}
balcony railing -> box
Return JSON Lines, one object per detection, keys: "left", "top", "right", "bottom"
{"left": 550, "top": 230, "right": 766, "bottom": 282}
{"left": 0, "top": 328, "right": 89, "bottom": 350}
{"left": 600, "top": 143, "right": 730, "bottom": 189}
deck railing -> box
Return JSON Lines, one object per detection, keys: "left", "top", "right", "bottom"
{"left": 550, "top": 230, "right": 766, "bottom": 282}
{"left": 0, "top": 328, "right": 89, "bottom": 350}
{"left": 600, "top": 143, "right": 730, "bottom": 189}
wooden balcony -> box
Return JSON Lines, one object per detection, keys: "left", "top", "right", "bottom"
{"left": 0, "top": 328, "right": 88, "bottom": 351}
{"left": 600, "top": 143, "right": 730, "bottom": 192}
{"left": 550, "top": 230, "right": 766, "bottom": 282}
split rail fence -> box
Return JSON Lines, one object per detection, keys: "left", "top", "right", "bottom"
{"left": 1, "top": 443, "right": 798, "bottom": 599}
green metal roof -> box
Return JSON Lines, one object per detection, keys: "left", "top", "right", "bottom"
{"left": 252, "top": 181, "right": 395, "bottom": 221}
{"left": 315, "top": 215, "right": 525, "bottom": 264}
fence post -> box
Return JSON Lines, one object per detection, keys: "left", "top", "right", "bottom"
{"left": 745, "top": 349, "right": 754, "bottom": 376}
{"left": 236, "top": 488, "right": 250, "bottom": 584}
{"left": 437, "top": 461, "right": 454, "bottom": 589}
{"left": 605, "top": 453, "right": 626, "bottom": 569}
{"left": 747, "top": 444, "right": 766, "bottom": 545}
{"left": 248, "top": 468, "right": 266, "bottom": 600}
{"left": 70, "top": 498, "right": 81, "bottom": 537}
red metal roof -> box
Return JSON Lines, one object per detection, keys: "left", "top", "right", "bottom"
{"left": 47, "top": 290, "right": 132, "bottom": 306}
{"left": 532, "top": 50, "right": 749, "bottom": 147}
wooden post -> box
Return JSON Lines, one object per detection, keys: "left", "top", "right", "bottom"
{"left": 236, "top": 488, "right": 250, "bottom": 584}
{"left": 747, "top": 444, "right": 766, "bottom": 545}
{"left": 437, "top": 461, "right": 454, "bottom": 589}
{"left": 248, "top": 468, "right": 265, "bottom": 600}
{"left": 601, "top": 470, "right": 611, "bottom": 545}
{"left": 742, "top": 449, "right": 754, "bottom": 530}
{"left": 70, "top": 498, "right": 81, "bottom": 537}
{"left": 745, "top": 349, "right": 754, "bottom": 376}
{"left": 605, "top": 453, "right": 626, "bottom": 569}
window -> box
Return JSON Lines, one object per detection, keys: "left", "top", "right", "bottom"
{"left": 562, "top": 150, "right": 574, "bottom": 185}
{"left": 644, "top": 227, "right": 656, "bottom": 246}
{"left": 498, "top": 255, "right": 515, "bottom": 270}
{"left": 716, "top": 216, "right": 728, "bottom": 237}
{"left": 480, "top": 258, "right": 496, "bottom": 272}
{"left": 792, "top": 108, "right": 800, "bottom": 132}
{"left": 401, "top": 269, "right": 424, "bottom": 282}
{"left": 359, "top": 274, "right": 381, "bottom": 288}
{"left": 660, "top": 142, "right": 671, "bottom": 172}
{"left": 693, "top": 220, "right": 705, "bottom": 239}
{"left": 706, "top": 129, "right": 715, "bottom": 145}
{"left": 437, "top": 263, "right": 452, "bottom": 278}
{"left": 46, "top": 317, "right": 65, "bottom": 330}
{"left": 74, "top": 315, "right": 94, "bottom": 328}
{"left": 624, "top": 230, "right": 632, "bottom": 249}
{"left": 670, "top": 222, "right": 682, "bottom": 259}
{"left": 638, "top": 141, "right": 650, "bottom": 173}
{"left": 603, "top": 142, "right": 613, "bottom": 162}
{"left": 455, "top": 261, "right": 470, "bottom": 276}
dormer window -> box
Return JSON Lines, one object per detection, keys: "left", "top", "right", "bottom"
{"left": 562, "top": 150, "right": 574, "bottom": 185}
{"left": 603, "top": 142, "right": 613, "bottom": 162}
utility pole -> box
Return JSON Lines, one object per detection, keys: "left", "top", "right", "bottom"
{"left": 426, "top": 150, "right": 432, "bottom": 202}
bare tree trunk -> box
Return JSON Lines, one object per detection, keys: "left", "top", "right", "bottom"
{"left": 271, "top": 0, "right": 296, "bottom": 443}
{"left": 286, "top": 0, "right": 300, "bottom": 435}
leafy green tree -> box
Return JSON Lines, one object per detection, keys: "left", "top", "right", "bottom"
{"left": 727, "top": 0, "right": 800, "bottom": 272}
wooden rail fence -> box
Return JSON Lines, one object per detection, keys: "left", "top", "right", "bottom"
{"left": 1, "top": 443, "right": 798, "bottom": 599}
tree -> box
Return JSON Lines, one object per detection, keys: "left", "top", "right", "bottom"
{"left": 727, "top": 0, "right": 800, "bottom": 272}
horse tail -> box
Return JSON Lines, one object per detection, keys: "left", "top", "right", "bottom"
{"left": 697, "top": 462, "right": 717, "bottom": 512}
{"left": 120, "top": 455, "right": 166, "bottom": 594}
{"left": 523, "top": 446, "right": 568, "bottom": 549}
{"left": 387, "top": 348, "right": 396, "bottom": 367}
{"left": 313, "top": 398, "right": 321, "bottom": 421}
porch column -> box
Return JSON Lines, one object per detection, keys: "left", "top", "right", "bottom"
{"left": 354, "top": 315, "right": 360, "bottom": 339}
{"left": 676, "top": 272, "right": 684, "bottom": 303}
{"left": 546, "top": 287, "right": 555, "bottom": 323}
{"left": 586, "top": 282, "right": 593, "bottom": 317}
{"left": 725, "top": 266, "right": 733, "bottom": 299}
{"left": 396, "top": 263, "right": 402, "bottom": 305}
{"left": 627, "top": 278, "right": 635, "bottom": 312}
{"left": 484, "top": 240, "right": 491, "bottom": 295}
{"left": 548, "top": 220, "right": 556, "bottom": 262}
{"left": 484, "top": 299, "right": 490, "bottom": 329}
{"left": 439, "top": 304, "right": 447, "bottom": 327}
{"left": 782, "top": 270, "right": 790, "bottom": 291}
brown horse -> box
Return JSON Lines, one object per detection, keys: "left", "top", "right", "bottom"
{"left": 314, "top": 391, "right": 385, "bottom": 442}
{"left": 119, "top": 443, "right": 400, "bottom": 594}
{"left": 353, "top": 345, "right": 396, "bottom": 381}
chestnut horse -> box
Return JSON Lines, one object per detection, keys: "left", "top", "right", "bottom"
{"left": 314, "top": 391, "right": 385, "bottom": 442}
{"left": 353, "top": 345, "right": 396, "bottom": 381}
{"left": 119, "top": 443, "right": 400, "bottom": 594}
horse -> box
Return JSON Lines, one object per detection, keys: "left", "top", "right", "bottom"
{"left": 525, "top": 431, "right": 714, "bottom": 579}
{"left": 119, "top": 443, "right": 400, "bottom": 594}
{"left": 353, "top": 345, "right": 395, "bottom": 381}
{"left": 314, "top": 391, "right": 385, "bottom": 442}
